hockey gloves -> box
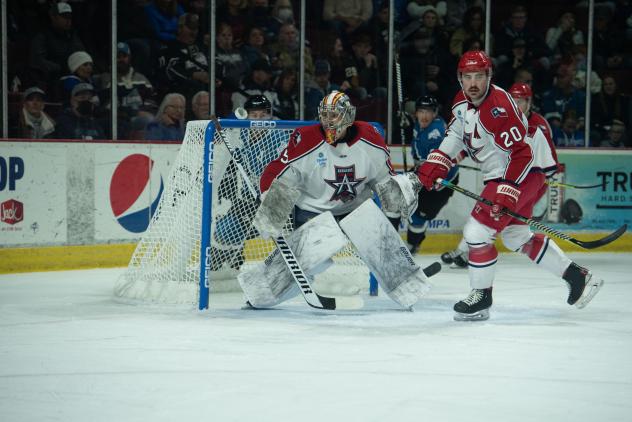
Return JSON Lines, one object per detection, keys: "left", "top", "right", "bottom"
{"left": 490, "top": 183, "right": 521, "bottom": 220}
{"left": 417, "top": 150, "right": 452, "bottom": 190}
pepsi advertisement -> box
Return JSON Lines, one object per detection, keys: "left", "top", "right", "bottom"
{"left": 94, "top": 145, "right": 176, "bottom": 240}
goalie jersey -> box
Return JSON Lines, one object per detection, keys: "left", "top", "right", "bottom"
{"left": 260, "top": 121, "right": 395, "bottom": 216}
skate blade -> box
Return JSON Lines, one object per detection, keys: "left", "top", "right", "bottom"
{"left": 454, "top": 308, "right": 490, "bottom": 321}
{"left": 575, "top": 276, "right": 604, "bottom": 309}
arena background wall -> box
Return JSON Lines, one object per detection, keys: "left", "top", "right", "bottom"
{"left": 1, "top": 139, "right": 630, "bottom": 274}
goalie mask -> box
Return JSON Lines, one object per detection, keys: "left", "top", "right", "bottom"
{"left": 318, "top": 91, "right": 356, "bottom": 144}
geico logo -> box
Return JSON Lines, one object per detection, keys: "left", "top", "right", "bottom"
{"left": 203, "top": 246, "right": 212, "bottom": 288}
{"left": 207, "top": 149, "right": 214, "bottom": 183}
{"left": 250, "top": 120, "right": 277, "bottom": 128}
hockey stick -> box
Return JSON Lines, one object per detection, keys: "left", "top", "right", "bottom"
{"left": 395, "top": 53, "right": 408, "bottom": 170}
{"left": 437, "top": 178, "right": 627, "bottom": 249}
{"left": 211, "top": 117, "right": 361, "bottom": 310}
{"left": 455, "top": 163, "right": 604, "bottom": 189}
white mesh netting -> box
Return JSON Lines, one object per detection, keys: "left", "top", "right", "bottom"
{"left": 115, "top": 120, "right": 369, "bottom": 306}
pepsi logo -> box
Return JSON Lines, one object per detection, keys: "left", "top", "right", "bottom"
{"left": 110, "top": 154, "right": 164, "bottom": 233}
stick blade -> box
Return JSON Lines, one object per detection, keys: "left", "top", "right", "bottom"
{"left": 311, "top": 294, "right": 364, "bottom": 310}
{"left": 575, "top": 224, "right": 628, "bottom": 249}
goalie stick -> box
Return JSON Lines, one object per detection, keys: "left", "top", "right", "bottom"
{"left": 211, "top": 117, "right": 363, "bottom": 310}
{"left": 438, "top": 178, "right": 627, "bottom": 250}
{"left": 455, "top": 163, "right": 604, "bottom": 189}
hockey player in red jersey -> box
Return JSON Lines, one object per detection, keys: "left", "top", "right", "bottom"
{"left": 508, "top": 82, "right": 558, "bottom": 178}
{"left": 238, "top": 91, "right": 432, "bottom": 309}
{"left": 417, "top": 51, "right": 603, "bottom": 321}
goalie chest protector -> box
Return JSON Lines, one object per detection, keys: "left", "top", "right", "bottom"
{"left": 260, "top": 122, "right": 395, "bottom": 216}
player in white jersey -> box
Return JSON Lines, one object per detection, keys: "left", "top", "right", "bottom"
{"left": 417, "top": 50, "right": 603, "bottom": 321}
{"left": 238, "top": 91, "right": 432, "bottom": 309}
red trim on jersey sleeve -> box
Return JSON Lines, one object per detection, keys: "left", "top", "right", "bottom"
{"left": 529, "top": 112, "right": 559, "bottom": 165}
{"left": 479, "top": 86, "right": 533, "bottom": 185}
{"left": 260, "top": 124, "right": 325, "bottom": 192}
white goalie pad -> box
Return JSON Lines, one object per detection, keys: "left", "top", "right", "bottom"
{"left": 374, "top": 173, "right": 421, "bottom": 219}
{"left": 237, "top": 211, "right": 348, "bottom": 308}
{"left": 339, "top": 199, "right": 430, "bottom": 308}
{"left": 252, "top": 178, "right": 301, "bottom": 239}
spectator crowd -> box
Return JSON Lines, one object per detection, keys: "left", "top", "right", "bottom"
{"left": 5, "top": 0, "right": 632, "bottom": 147}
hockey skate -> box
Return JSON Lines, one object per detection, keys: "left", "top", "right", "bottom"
{"left": 453, "top": 287, "right": 492, "bottom": 321}
{"left": 441, "top": 249, "right": 468, "bottom": 268}
{"left": 563, "top": 262, "right": 604, "bottom": 309}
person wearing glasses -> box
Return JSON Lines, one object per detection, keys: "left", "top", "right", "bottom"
{"left": 144, "top": 93, "right": 186, "bottom": 141}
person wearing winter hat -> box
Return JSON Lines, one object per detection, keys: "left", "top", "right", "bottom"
{"left": 59, "top": 51, "right": 96, "bottom": 103}
{"left": 17, "top": 87, "right": 56, "bottom": 139}
{"left": 55, "top": 83, "right": 106, "bottom": 140}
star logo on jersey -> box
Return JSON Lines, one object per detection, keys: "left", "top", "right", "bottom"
{"left": 491, "top": 107, "right": 507, "bottom": 118}
{"left": 324, "top": 165, "right": 365, "bottom": 203}
{"left": 464, "top": 125, "right": 484, "bottom": 162}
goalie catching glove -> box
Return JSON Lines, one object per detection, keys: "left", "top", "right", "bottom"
{"left": 374, "top": 173, "right": 422, "bottom": 220}
{"left": 252, "top": 178, "right": 301, "bottom": 239}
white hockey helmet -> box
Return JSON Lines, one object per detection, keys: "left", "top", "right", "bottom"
{"left": 318, "top": 91, "right": 356, "bottom": 144}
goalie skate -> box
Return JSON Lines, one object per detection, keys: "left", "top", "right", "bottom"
{"left": 453, "top": 287, "right": 492, "bottom": 321}
{"left": 564, "top": 263, "right": 604, "bottom": 309}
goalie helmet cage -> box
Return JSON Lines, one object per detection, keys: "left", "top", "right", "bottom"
{"left": 115, "top": 119, "right": 376, "bottom": 309}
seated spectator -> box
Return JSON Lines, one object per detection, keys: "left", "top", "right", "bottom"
{"left": 157, "top": 13, "right": 208, "bottom": 99}
{"left": 269, "top": 23, "right": 314, "bottom": 77}
{"left": 449, "top": 6, "right": 485, "bottom": 58}
{"left": 322, "top": 0, "right": 373, "bottom": 38}
{"left": 145, "top": 93, "right": 186, "bottom": 141}
{"left": 593, "top": 6, "right": 626, "bottom": 71}
{"left": 407, "top": 1, "right": 447, "bottom": 25}
{"left": 246, "top": 1, "right": 279, "bottom": 42}
{"left": 342, "top": 32, "right": 387, "bottom": 99}
{"left": 540, "top": 63, "right": 586, "bottom": 124}
{"left": 98, "top": 42, "right": 155, "bottom": 139}
{"left": 216, "top": 22, "right": 249, "bottom": 92}
{"left": 29, "top": 2, "right": 85, "bottom": 92}
{"left": 400, "top": 28, "right": 455, "bottom": 108}
{"left": 217, "top": 0, "right": 249, "bottom": 46}
{"left": 591, "top": 75, "right": 631, "bottom": 140}
{"left": 231, "top": 59, "right": 279, "bottom": 113}
{"left": 326, "top": 37, "right": 351, "bottom": 86}
{"left": 144, "top": 0, "right": 184, "bottom": 43}
{"left": 495, "top": 38, "right": 531, "bottom": 89}
{"left": 599, "top": 120, "right": 628, "bottom": 148}
{"left": 545, "top": 11, "right": 584, "bottom": 63}
{"left": 17, "top": 87, "right": 56, "bottom": 139}
{"left": 55, "top": 83, "right": 106, "bottom": 140}
{"left": 493, "top": 5, "right": 551, "bottom": 70}
{"left": 59, "top": 51, "right": 96, "bottom": 103}
{"left": 191, "top": 90, "right": 210, "bottom": 120}
{"left": 241, "top": 26, "right": 271, "bottom": 69}
{"left": 274, "top": 69, "right": 299, "bottom": 120}
{"left": 418, "top": 7, "right": 450, "bottom": 50}
{"left": 552, "top": 111, "right": 585, "bottom": 147}
{"left": 305, "top": 59, "right": 342, "bottom": 120}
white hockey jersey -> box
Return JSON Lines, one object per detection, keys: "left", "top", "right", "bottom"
{"left": 440, "top": 84, "right": 543, "bottom": 186}
{"left": 260, "top": 122, "right": 394, "bottom": 216}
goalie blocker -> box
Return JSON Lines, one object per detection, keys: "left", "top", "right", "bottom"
{"left": 239, "top": 199, "right": 431, "bottom": 309}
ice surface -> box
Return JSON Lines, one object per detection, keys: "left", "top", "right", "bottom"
{"left": 1, "top": 253, "right": 631, "bottom": 422}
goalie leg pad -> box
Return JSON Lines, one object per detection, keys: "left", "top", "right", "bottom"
{"left": 237, "top": 211, "right": 348, "bottom": 308}
{"left": 339, "top": 199, "right": 430, "bottom": 308}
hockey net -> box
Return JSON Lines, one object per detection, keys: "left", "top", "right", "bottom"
{"left": 115, "top": 120, "right": 370, "bottom": 307}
